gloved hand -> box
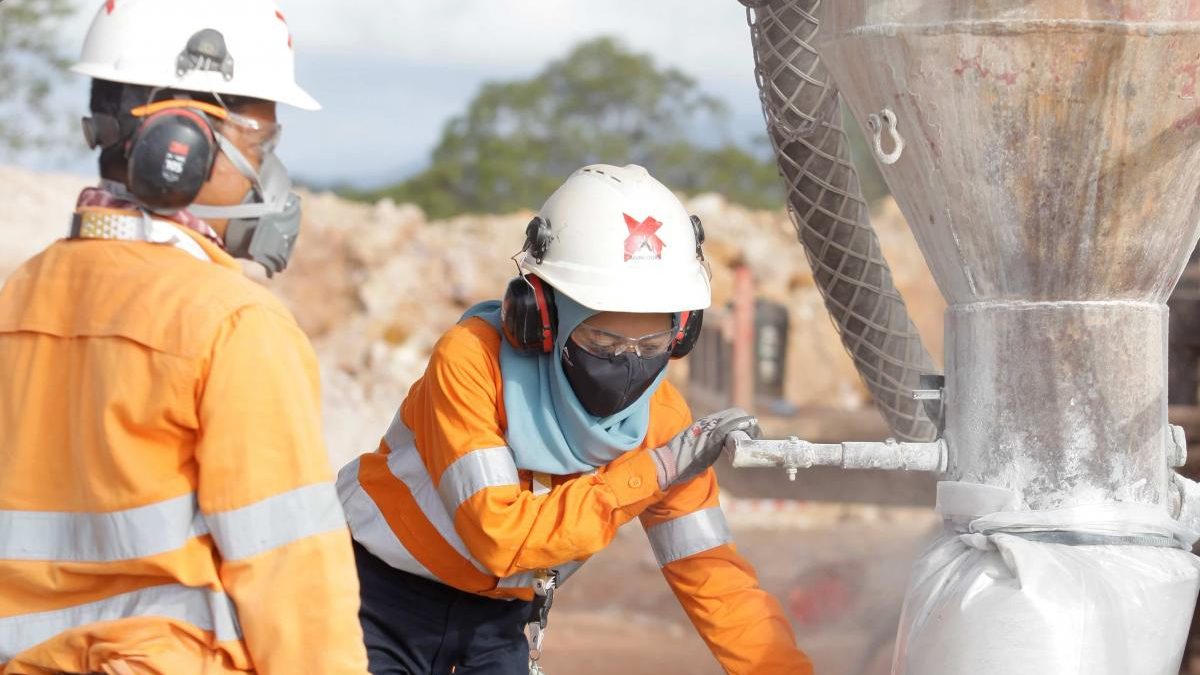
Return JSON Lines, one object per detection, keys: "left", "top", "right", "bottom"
{"left": 650, "top": 408, "right": 761, "bottom": 490}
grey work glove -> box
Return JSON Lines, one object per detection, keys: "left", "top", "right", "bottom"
{"left": 650, "top": 407, "right": 761, "bottom": 490}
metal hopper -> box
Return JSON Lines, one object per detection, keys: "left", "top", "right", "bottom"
{"left": 736, "top": 2, "right": 1200, "bottom": 672}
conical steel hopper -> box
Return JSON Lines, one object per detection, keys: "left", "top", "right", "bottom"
{"left": 819, "top": 1, "right": 1200, "bottom": 510}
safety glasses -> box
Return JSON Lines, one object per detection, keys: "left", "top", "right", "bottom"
{"left": 215, "top": 116, "right": 282, "bottom": 163}
{"left": 571, "top": 322, "right": 676, "bottom": 359}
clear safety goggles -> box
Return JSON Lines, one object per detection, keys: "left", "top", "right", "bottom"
{"left": 571, "top": 322, "right": 676, "bottom": 359}
{"left": 216, "top": 116, "right": 282, "bottom": 163}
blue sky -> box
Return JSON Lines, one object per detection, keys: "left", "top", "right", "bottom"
{"left": 18, "top": 0, "right": 771, "bottom": 189}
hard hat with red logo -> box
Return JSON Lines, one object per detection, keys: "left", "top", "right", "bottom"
{"left": 72, "top": 0, "right": 319, "bottom": 110}
{"left": 519, "top": 164, "right": 712, "bottom": 313}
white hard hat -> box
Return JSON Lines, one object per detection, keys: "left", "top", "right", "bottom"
{"left": 72, "top": 0, "right": 319, "bottom": 111}
{"left": 520, "top": 164, "right": 712, "bottom": 313}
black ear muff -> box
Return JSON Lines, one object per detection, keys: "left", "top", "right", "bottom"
{"left": 671, "top": 309, "right": 704, "bottom": 359}
{"left": 501, "top": 275, "right": 559, "bottom": 354}
{"left": 126, "top": 107, "right": 217, "bottom": 211}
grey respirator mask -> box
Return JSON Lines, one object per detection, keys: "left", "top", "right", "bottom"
{"left": 187, "top": 132, "right": 302, "bottom": 277}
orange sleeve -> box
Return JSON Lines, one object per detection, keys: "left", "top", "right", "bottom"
{"left": 640, "top": 402, "right": 813, "bottom": 675}
{"left": 196, "top": 304, "right": 368, "bottom": 675}
{"left": 404, "top": 320, "right": 664, "bottom": 577}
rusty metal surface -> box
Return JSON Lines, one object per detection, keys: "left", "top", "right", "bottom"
{"left": 818, "top": 1, "right": 1200, "bottom": 509}
{"left": 820, "top": 1, "right": 1200, "bottom": 305}
{"left": 742, "top": 0, "right": 940, "bottom": 442}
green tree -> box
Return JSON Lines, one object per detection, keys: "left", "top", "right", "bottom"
{"left": 0, "top": 0, "right": 75, "bottom": 152}
{"left": 354, "top": 37, "right": 784, "bottom": 218}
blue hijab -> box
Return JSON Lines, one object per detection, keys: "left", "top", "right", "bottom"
{"left": 461, "top": 294, "right": 669, "bottom": 474}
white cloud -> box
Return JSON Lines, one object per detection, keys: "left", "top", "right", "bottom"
{"left": 280, "top": 0, "right": 757, "bottom": 86}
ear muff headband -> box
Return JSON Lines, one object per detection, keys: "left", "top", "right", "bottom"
{"left": 138, "top": 107, "right": 214, "bottom": 141}
{"left": 528, "top": 276, "right": 555, "bottom": 353}
{"left": 130, "top": 99, "right": 232, "bottom": 121}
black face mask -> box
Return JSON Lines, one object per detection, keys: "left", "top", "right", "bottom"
{"left": 561, "top": 338, "right": 670, "bottom": 418}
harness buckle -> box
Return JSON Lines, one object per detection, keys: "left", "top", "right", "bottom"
{"left": 526, "top": 569, "right": 558, "bottom": 673}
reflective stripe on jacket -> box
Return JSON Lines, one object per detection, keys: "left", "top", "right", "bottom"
{"left": 0, "top": 227, "right": 368, "bottom": 674}
{"left": 338, "top": 317, "right": 812, "bottom": 674}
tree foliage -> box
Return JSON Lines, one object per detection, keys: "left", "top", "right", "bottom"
{"left": 0, "top": 0, "right": 75, "bottom": 153}
{"left": 354, "top": 37, "right": 784, "bottom": 218}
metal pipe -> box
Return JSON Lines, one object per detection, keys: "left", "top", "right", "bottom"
{"left": 728, "top": 430, "right": 946, "bottom": 480}
{"left": 815, "top": 2, "right": 1200, "bottom": 509}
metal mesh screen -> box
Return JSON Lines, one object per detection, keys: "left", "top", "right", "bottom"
{"left": 741, "top": 0, "right": 938, "bottom": 442}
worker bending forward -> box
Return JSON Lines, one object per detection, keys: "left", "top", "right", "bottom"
{"left": 0, "top": 1, "right": 368, "bottom": 673}
{"left": 338, "top": 164, "right": 813, "bottom": 675}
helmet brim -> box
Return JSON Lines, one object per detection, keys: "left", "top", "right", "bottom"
{"left": 527, "top": 259, "right": 712, "bottom": 313}
{"left": 71, "top": 63, "right": 322, "bottom": 111}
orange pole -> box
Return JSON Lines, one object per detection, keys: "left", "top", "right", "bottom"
{"left": 732, "top": 266, "right": 755, "bottom": 411}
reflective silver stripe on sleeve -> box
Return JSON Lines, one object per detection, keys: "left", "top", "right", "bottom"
{"left": 337, "top": 459, "right": 437, "bottom": 581}
{"left": 437, "top": 447, "right": 519, "bottom": 513}
{"left": 382, "top": 408, "right": 414, "bottom": 454}
{"left": 0, "top": 584, "right": 242, "bottom": 660}
{"left": 382, "top": 414, "right": 492, "bottom": 575}
{"left": 645, "top": 507, "right": 734, "bottom": 568}
{"left": 0, "top": 493, "right": 208, "bottom": 563}
{"left": 497, "top": 570, "right": 536, "bottom": 589}
{"left": 205, "top": 482, "right": 346, "bottom": 562}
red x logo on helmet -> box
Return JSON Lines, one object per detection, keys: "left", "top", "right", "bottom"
{"left": 623, "top": 214, "right": 666, "bottom": 261}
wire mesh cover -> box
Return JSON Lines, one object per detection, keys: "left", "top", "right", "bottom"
{"left": 742, "top": 0, "right": 938, "bottom": 442}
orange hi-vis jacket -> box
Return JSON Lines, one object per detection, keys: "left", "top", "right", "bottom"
{"left": 337, "top": 317, "right": 813, "bottom": 675}
{"left": 0, "top": 215, "right": 369, "bottom": 674}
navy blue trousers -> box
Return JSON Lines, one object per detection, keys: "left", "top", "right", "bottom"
{"left": 354, "top": 542, "right": 534, "bottom": 675}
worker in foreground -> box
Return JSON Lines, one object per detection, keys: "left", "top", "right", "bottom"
{"left": 338, "top": 164, "right": 813, "bottom": 675}
{"left": 0, "top": 1, "right": 368, "bottom": 673}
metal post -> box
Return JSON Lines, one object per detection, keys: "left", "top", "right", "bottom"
{"left": 731, "top": 266, "right": 755, "bottom": 411}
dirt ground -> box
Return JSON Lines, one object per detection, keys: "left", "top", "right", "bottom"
{"left": 537, "top": 504, "right": 939, "bottom": 675}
